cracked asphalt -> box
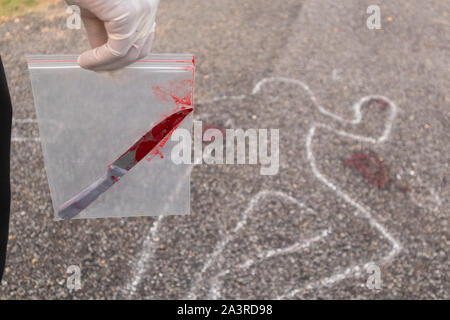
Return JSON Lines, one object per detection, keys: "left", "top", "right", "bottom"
{"left": 0, "top": 0, "right": 448, "bottom": 299}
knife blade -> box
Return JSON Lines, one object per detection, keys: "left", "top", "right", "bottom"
{"left": 58, "top": 108, "right": 193, "bottom": 220}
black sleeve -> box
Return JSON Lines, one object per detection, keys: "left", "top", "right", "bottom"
{"left": 0, "top": 56, "right": 12, "bottom": 283}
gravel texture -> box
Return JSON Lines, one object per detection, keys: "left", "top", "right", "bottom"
{"left": 0, "top": 0, "right": 448, "bottom": 299}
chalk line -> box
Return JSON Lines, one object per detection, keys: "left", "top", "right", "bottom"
{"left": 122, "top": 154, "right": 199, "bottom": 298}
{"left": 187, "top": 190, "right": 319, "bottom": 299}
{"left": 13, "top": 118, "right": 37, "bottom": 123}
{"left": 410, "top": 184, "right": 442, "bottom": 212}
{"left": 207, "top": 227, "right": 331, "bottom": 299}
{"left": 275, "top": 89, "right": 401, "bottom": 298}
{"left": 253, "top": 77, "right": 349, "bottom": 124}
{"left": 253, "top": 77, "right": 398, "bottom": 143}
{"left": 11, "top": 137, "right": 40, "bottom": 142}
{"left": 12, "top": 118, "right": 40, "bottom": 142}
{"left": 120, "top": 215, "right": 165, "bottom": 298}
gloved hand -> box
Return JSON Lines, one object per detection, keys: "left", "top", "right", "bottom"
{"left": 66, "top": 0, "right": 160, "bottom": 71}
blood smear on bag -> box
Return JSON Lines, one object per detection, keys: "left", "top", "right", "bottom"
{"left": 152, "top": 79, "right": 193, "bottom": 108}
{"left": 117, "top": 108, "right": 193, "bottom": 167}
{"left": 147, "top": 79, "right": 194, "bottom": 163}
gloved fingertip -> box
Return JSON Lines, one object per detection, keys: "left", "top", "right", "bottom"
{"left": 77, "top": 50, "right": 101, "bottom": 70}
{"left": 77, "top": 54, "right": 90, "bottom": 70}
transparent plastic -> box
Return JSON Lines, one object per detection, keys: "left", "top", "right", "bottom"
{"left": 27, "top": 54, "right": 195, "bottom": 220}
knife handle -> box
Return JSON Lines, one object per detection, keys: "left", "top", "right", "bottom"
{"left": 58, "top": 165, "right": 127, "bottom": 220}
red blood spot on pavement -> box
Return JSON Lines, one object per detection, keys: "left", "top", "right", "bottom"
{"left": 399, "top": 184, "right": 410, "bottom": 193}
{"left": 343, "top": 150, "right": 391, "bottom": 189}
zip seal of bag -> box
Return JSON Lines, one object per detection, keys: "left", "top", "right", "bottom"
{"left": 27, "top": 54, "right": 195, "bottom": 220}
{"left": 27, "top": 54, "right": 195, "bottom": 70}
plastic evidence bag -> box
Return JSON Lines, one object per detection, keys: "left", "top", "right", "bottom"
{"left": 27, "top": 54, "right": 195, "bottom": 220}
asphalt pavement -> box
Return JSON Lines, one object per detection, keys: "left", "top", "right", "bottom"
{"left": 0, "top": 0, "right": 448, "bottom": 299}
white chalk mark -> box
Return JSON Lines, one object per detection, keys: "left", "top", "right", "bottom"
{"left": 123, "top": 155, "right": 200, "bottom": 298}
{"left": 207, "top": 227, "right": 331, "bottom": 299}
{"left": 187, "top": 190, "right": 318, "bottom": 299}
{"left": 253, "top": 227, "right": 330, "bottom": 262}
{"left": 410, "top": 186, "right": 442, "bottom": 212}
{"left": 11, "top": 137, "right": 40, "bottom": 142}
{"left": 428, "top": 188, "right": 442, "bottom": 206}
{"left": 121, "top": 215, "right": 164, "bottom": 298}
{"left": 276, "top": 263, "right": 367, "bottom": 299}
{"left": 409, "top": 175, "right": 442, "bottom": 211}
{"left": 13, "top": 118, "right": 38, "bottom": 123}
{"left": 252, "top": 77, "right": 349, "bottom": 123}
{"left": 253, "top": 77, "right": 398, "bottom": 143}
{"left": 196, "top": 95, "right": 246, "bottom": 106}
{"left": 224, "top": 118, "right": 235, "bottom": 128}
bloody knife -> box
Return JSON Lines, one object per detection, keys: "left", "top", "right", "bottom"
{"left": 58, "top": 108, "right": 193, "bottom": 220}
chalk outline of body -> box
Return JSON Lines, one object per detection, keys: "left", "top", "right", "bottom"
{"left": 187, "top": 76, "right": 402, "bottom": 299}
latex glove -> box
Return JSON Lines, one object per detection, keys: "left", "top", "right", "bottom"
{"left": 66, "top": 0, "right": 159, "bottom": 71}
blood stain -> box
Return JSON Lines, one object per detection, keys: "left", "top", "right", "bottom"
{"left": 117, "top": 108, "right": 193, "bottom": 168}
{"left": 343, "top": 150, "right": 391, "bottom": 189}
{"left": 368, "top": 98, "right": 389, "bottom": 110}
{"left": 152, "top": 79, "right": 193, "bottom": 108}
